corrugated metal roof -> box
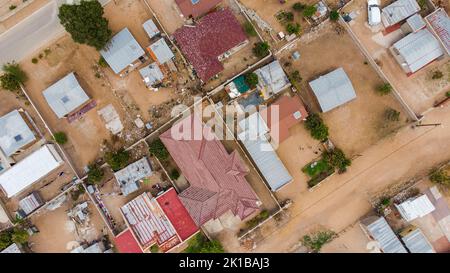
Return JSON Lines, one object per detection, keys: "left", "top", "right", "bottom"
{"left": 114, "top": 157, "right": 152, "bottom": 196}
{"left": 142, "top": 19, "right": 160, "bottom": 39}
{"left": 139, "top": 63, "right": 164, "bottom": 87}
{"left": 19, "top": 191, "right": 44, "bottom": 215}
{"left": 405, "top": 14, "right": 426, "bottom": 32}
{"left": 42, "top": 73, "right": 90, "bottom": 118}
{"left": 0, "top": 144, "right": 64, "bottom": 197}
{"left": 148, "top": 38, "right": 174, "bottom": 64}
{"left": 381, "top": 0, "right": 420, "bottom": 27}
{"left": 393, "top": 28, "right": 444, "bottom": 73}
{"left": 425, "top": 8, "right": 450, "bottom": 54}
{"left": 0, "top": 243, "right": 22, "bottom": 253}
{"left": 364, "top": 216, "right": 408, "bottom": 253}
{"left": 401, "top": 228, "right": 435, "bottom": 253}
{"left": 0, "top": 110, "right": 36, "bottom": 157}
{"left": 100, "top": 28, "right": 145, "bottom": 74}
{"left": 395, "top": 194, "right": 435, "bottom": 221}
{"left": 254, "top": 60, "right": 290, "bottom": 98}
{"left": 309, "top": 68, "right": 357, "bottom": 113}
{"left": 238, "top": 112, "right": 269, "bottom": 139}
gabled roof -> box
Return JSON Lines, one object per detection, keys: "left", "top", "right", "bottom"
{"left": 0, "top": 110, "right": 36, "bottom": 157}
{"left": 401, "top": 228, "right": 435, "bottom": 253}
{"left": 148, "top": 38, "right": 174, "bottom": 64}
{"left": 175, "top": 0, "right": 222, "bottom": 18}
{"left": 381, "top": 0, "right": 420, "bottom": 27}
{"left": 42, "top": 73, "right": 90, "bottom": 118}
{"left": 142, "top": 19, "right": 160, "bottom": 39}
{"left": 114, "top": 157, "right": 152, "bottom": 196}
{"left": 395, "top": 194, "right": 435, "bottom": 221}
{"left": 309, "top": 68, "right": 357, "bottom": 112}
{"left": 139, "top": 63, "right": 164, "bottom": 87}
{"left": 405, "top": 14, "right": 426, "bottom": 32}
{"left": 174, "top": 8, "right": 247, "bottom": 82}
{"left": 254, "top": 60, "right": 291, "bottom": 98}
{"left": 160, "top": 114, "right": 260, "bottom": 226}
{"left": 425, "top": 8, "right": 450, "bottom": 55}
{"left": 100, "top": 28, "right": 145, "bottom": 74}
{"left": 392, "top": 28, "right": 444, "bottom": 73}
{"left": 362, "top": 216, "right": 407, "bottom": 253}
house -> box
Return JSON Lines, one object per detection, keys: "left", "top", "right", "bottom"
{"left": 100, "top": 28, "right": 146, "bottom": 75}
{"left": 0, "top": 144, "right": 64, "bottom": 198}
{"left": 360, "top": 216, "right": 407, "bottom": 253}
{"left": 174, "top": 8, "right": 248, "bottom": 82}
{"left": 0, "top": 109, "right": 36, "bottom": 157}
{"left": 237, "top": 112, "right": 293, "bottom": 191}
{"left": 120, "top": 188, "right": 198, "bottom": 252}
{"left": 390, "top": 28, "right": 444, "bottom": 75}
{"left": 114, "top": 157, "right": 153, "bottom": 196}
{"left": 142, "top": 19, "right": 160, "bottom": 39}
{"left": 139, "top": 63, "right": 165, "bottom": 88}
{"left": 425, "top": 8, "right": 450, "bottom": 55}
{"left": 147, "top": 38, "right": 175, "bottom": 65}
{"left": 18, "top": 191, "right": 44, "bottom": 217}
{"left": 160, "top": 114, "right": 260, "bottom": 226}
{"left": 254, "top": 60, "right": 291, "bottom": 99}
{"left": 308, "top": 68, "right": 357, "bottom": 112}
{"left": 381, "top": 0, "right": 420, "bottom": 28}
{"left": 42, "top": 73, "right": 90, "bottom": 119}
{"left": 395, "top": 194, "right": 435, "bottom": 222}
{"left": 260, "top": 95, "right": 308, "bottom": 144}
{"left": 175, "top": 0, "right": 222, "bottom": 19}
{"left": 400, "top": 226, "right": 435, "bottom": 253}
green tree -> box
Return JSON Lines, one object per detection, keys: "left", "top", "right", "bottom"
{"left": 0, "top": 231, "right": 12, "bottom": 250}
{"left": 170, "top": 169, "right": 180, "bottom": 180}
{"left": 244, "top": 72, "right": 259, "bottom": 88}
{"left": 429, "top": 169, "right": 450, "bottom": 186}
{"left": 87, "top": 163, "right": 104, "bottom": 184}
{"left": 322, "top": 148, "right": 351, "bottom": 173}
{"left": 252, "top": 42, "right": 270, "bottom": 58}
{"left": 11, "top": 228, "right": 29, "bottom": 245}
{"left": 377, "top": 83, "right": 392, "bottom": 95}
{"left": 0, "top": 62, "right": 28, "bottom": 91}
{"left": 243, "top": 21, "right": 257, "bottom": 37}
{"left": 446, "top": 91, "right": 450, "bottom": 98}
{"left": 385, "top": 108, "right": 400, "bottom": 122}
{"left": 303, "top": 5, "right": 317, "bottom": 17}
{"left": 149, "top": 139, "right": 169, "bottom": 161}
{"left": 53, "top": 131, "right": 68, "bottom": 144}
{"left": 98, "top": 56, "right": 108, "bottom": 68}
{"left": 184, "top": 233, "right": 225, "bottom": 253}
{"left": 58, "top": 0, "right": 112, "bottom": 50}
{"left": 304, "top": 113, "right": 329, "bottom": 141}
{"left": 290, "top": 70, "right": 302, "bottom": 83}
{"left": 330, "top": 10, "right": 339, "bottom": 21}
{"left": 105, "top": 148, "right": 130, "bottom": 171}
{"left": 286, "top": 23, "right": 301, "bottom": 34}
{"left": 293, "top": 2, "right": 306, "bottom": 11}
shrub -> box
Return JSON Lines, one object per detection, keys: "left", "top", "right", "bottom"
{"left": 244, "top": 72, "right": 259, "bottom": 88}
{"left": 301, "top": 230, "right": 337, "bottom": 252}
{"left": 252, "top": 42, "right": 270, "bottom": 58}
{"left": 149, "top": 139, "right": 169, "bottom": 161}
{"left": 150, "top": 244, "right": 159, "bottom": 253}
{"left": 9, "top": 5, "right": 17, "bottom": 10}
{"left": 290, "top": 70, "right": 302, "bottom": 83}
{"left": 11, "top": 227, "right": 29, "bottom": 245}
{"left": 429, "top": 169, "right": 450, "bottom": 186}
{"left": 385, "top": 108, "right": 400, "bottom": 122}
{"left": 304, "top": 113, "right": 329, "bottom": 141}
{"left": 98, "top": 56, "right": 108, "bottom": 68}
{"left": 184, "top": 233, "right": 225, "bottom": 253}
{"left": 303, "top": 5, "right": 317, "bottom": 18}
{"left": 31, "top": 58, "right": 38, "bottom": 64}
{"left": 87, "top": 163, "right": 104, "bottom": 184}
{"left": 293, "top": 2, "right": 306, "bottom": 11}
{"left": 246, "top": 210, "right": 270, "bottom": 229}
{"left": 286, "top": 23, "right": 301, "bottom": 34}
{"left": 53, "top": 131, "right": 68, "bottom": 144}
{"left": 376, "top": 83, "right": 392, "bottom": 95}
{"left": 0, "top": 62, "right": 28, "bottom": 91}
{"left": 322, "top": 148, "right": 351, "bottom": 173}
{"left": 330, "top": 10, "right": 339, "bottom": 21}
{"left": 431, "top": 70, "right": 443, "bottom": 80}
{"left": 243, "top": 21, "right": 257, "bottom": 37}
{"left": 170, "top": 169, "right": 180, "bottom": 180}
{"left": 447, "top": 91, "right": 450, "bottom": 98}
{"left": 0, "top": 231, "right": 12, "bottom": 250}
{"left": 105, "top": 148, "right": 130, "bottom": 171}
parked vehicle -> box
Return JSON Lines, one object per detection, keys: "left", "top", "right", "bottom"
{"left": 368, "top": 0, "right": 381, "bottom": 26}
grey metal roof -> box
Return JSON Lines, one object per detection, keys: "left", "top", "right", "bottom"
{"left": 143, "top": 19, "right": 160, "bottom": 39}
{"left": 401, "top": 228, "right": 435, "bottom": 253}
{"left": 254, "top": 60, "right": 291, "bottom": 97}
{"left": 405, "top": 14, "right": 426, "bottom": 32}
{"left": 0, "top": 110, "right": 36, "bottom": 156}
{"left": 42, "top": 73, "right": 90, "bottom": 118}
{"left": 100, "top": 28, "right": 145, "bottom": 74}
{"left": 139, "top": 63, "right": 164, "bottom": 86}
{"left": 364, "top": 216, "right": 407, "bottom": 253}
{"left": 114, "top": 157, "right": 152, "bottom": 196}
{"left": 381, "top": 0, "right": 420, "bottom": 27}
{"left": 309, "top": 68, "right": 357, "bottom": 112}
{"left": 149, "top": 38, "right": 174, "bottom": 64}
{"left": 19, "top": 191, "right": 44, "bottom": 215}
{"left": 393, "top": 28, "right": 444, "bottom": 73}
{"left": 425, "top": 8, "right": 450, "bottom": 54}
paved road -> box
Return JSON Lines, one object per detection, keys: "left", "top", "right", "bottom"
{"left": 0, "top": 0, "right": 109, "bottom": 65}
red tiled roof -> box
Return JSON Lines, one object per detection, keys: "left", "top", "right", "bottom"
{"left": 160, "top": 114, "right": 260, "bottom": 226}
{"left": 260, "top": 95, "right": 309, "bottom": 144}
{"left": 173, "top": 8, "right": 248, "bottom": 82}
{"left": 114, "top": 229, "right": 143, "bottom": 253}
{"left": 156, "top": 188, "right": 199, "bottom": 241}
{"left": 175, "top": 0, "right": 222, "bottom": 18}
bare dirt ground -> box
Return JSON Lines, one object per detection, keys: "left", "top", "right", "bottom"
{"left": 279, "top": 22, "right": 409, "bottom": 156}
{"left": 321, "top": 223, "right": 371, "bottom": 253}
{"left": 28, "top": 194, "right": 110, "bottom": 253}
{"left": 145, "top": 0, "right": 185, "bottom": 34}
{"left": 343, "top": 0, "right": 450, "bottom": 114}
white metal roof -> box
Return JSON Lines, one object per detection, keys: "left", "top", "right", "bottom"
{"left": 254, "top": 60, "right": 291, "bottom": 98}
{"left": 393, "top": 28, "right": 444, "bottom": 73}
{"left": 238, "top": 112, "right": 269, "bottom": 140}
{"left": 19, "top": 191, "right": 44, "bottom": 215}
{"left": 143, "top": 19, "right": 160, "bottom": 39}
{"left": 1, "top": 243, "right": 22, "bottom": 253}
{"left": 0, "top": 144, "right": 64, "bottom": 198}
{"left": 139, "top": 63, "right": 164, "bottom": 86}
{"left": 70, "top": 242, "right": 106, "bottom": 253}
{"left": 401, "top": 228, "right": 435, "bottom": 253}
{"left": 381, "top": 0, "right": 420, "bottom": 27}
{"left": 149, "top": 38, "right": 174, "bottom": 64}
{"left": 42, "top": 73, "right": 90, "bottom": 118}
{"left": 309, "top": 68, "right": 357, "bottom": 112}
{"left": 395, "top": 194, "right": 435, "bottom": 221}
{"left": 425, "top": 8, "right": 450, "bottom": 55}
{"left": 364, "top": 216, "right": 408, "bottom": 253}
{"left": 405, "top": 14, "right": 426, "bottom": 32}
{"left": 114, "top": 157, "right": 152, "bottom": 196}
{"left": 100, "top": 28, "right": 145, "bottom": 74}
{"left": 0, "top": 110, "right": 36, "bottom": 156}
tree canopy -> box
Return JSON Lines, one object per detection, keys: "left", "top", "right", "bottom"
{"left": 252, "top": 42, "right": 270, "bottom": 58}
{"left": 149, "top": 139, "right": 170, "bottom": 161}
{"left": 304, "top": 113, "right": 329, "bottom": 141}
{"left": 105, "top": 148, "right": 130, "bottom": 171}
{"left": 0, "top": 62, "right": 27, "bottom": 91}
{"left": 58, "top": 0, "right": 112, "bottom": 50}
{"left": 244, "top": 72, "right": 259, "bottom": 88}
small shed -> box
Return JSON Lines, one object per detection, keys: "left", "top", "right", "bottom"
{"left": 395, "top": 194, "right": 435, "bottom": 221}
{"left": 114, "top": 157, "right": 152, "bottom": 196}
{"left": 254, "top": 60, "right": 291, "bottom": 99}
{"left": 139, "top": 63, "right": 164, "bottom": 87}
{"left": 402, "top": 14, "right": 426, "bottom": 33}
{"left": 42, "top": 73, "right": 90, "bottom": 119}
{"left": 401, "top": 227, "right": 435, "bottom": 253}
{"left": 361, "top": 216, "right": 407, "bottom": 253}
{"left": 142, "top": 19, "right": 160, "bottom": 39}
{"left": 381, "top": 0, "right": 420, "bottom": 27}
{"left": 0, "top": 110, "right": 36, "bottom": 157}
{"left": 147, "top": 38, "right": 174, "bottom": 65}
{"left": 225, "top": 75, "right": 250, "bottom": 98}
{"left": 309, "top": 68, "right": 357, "bottom": 112}
{"left": 18, "top": 191, "right": 44, "bottom": 216}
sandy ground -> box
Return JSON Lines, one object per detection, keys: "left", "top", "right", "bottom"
{"left": 342, "top": 0, "right": 450, "bottom": 114}
{"left": 279, "top": 22, "right": 408, "bottom": 156}
{"left": 321, "top": 223, "right": 371, "bottom": 253}
{"left": 145, "top": 0, "right": 185, "bottom": 34}
{"left": 227, "top": 105, "right": 450, "bottom": 252}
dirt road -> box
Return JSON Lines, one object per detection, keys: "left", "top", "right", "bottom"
{"left": 238, "top": 105, "right": 450, "bottom": 252}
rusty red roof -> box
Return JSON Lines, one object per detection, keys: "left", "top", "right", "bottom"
{"left": 175, "top": 0, "right": 222, "bottom": 18}
{"left": 114, "top": 229, "right": 143, "bottom": 253}
{"left": 173, "top": 8, "right": 248, "bottom": 82}
{"left": 160, "top": 114, "right": 260, "bottom": 226}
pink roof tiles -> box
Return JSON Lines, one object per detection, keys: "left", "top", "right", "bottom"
{"left": 175, "top": 0, "right": 222, "bottom": 18}
{"left": 173, "top": 8, "right": 248, "bottom": 82}
{"left": 160, "top": 114, "right": 260, "bottom": 226}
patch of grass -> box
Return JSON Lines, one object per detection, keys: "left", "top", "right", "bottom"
{"left": 384, "top": 108, "right": 400, "bottom": 122}
{"left": 243, "top": 21, "right": 257, "bottom": 37}
{"left": 302, "top": 159, "right": 332, "bottom": 177}
{"left": 105, "top": 148, "right": 130, "bottom": 171}
{"left": 303, "top": 5, "right": 317, "bottom": 18}
{"left": 429, "top": 169, "right": 450, "bottom": 186}
{"left": 289, "top": 70, "right": 302, "bottom": 83}
{"left": 376, "top": 83, "right": 392, "bottom": 95}
{"left": 53, "top": 131, "right": 68, "bottom": 144}
{"left": 184, "top": 233, "right": 225, "bottom": 253}
{"left": 149, "top": 139, "right": 169, "bottom": 161}
{"left": 286, "top": 23, "right": 301, "bottom": 35}
{"left": 98, "top": 56, "right": 108, "bottom": 68}
{"left": 301, "top": 230, "right": 337, "bottom": 252}
{"left": 246, "top": 210, "right": 270, "bottom": 229}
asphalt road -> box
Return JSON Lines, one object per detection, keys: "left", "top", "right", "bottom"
{"left": 0, "top": 0, "right": 110, "bottom": 65}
